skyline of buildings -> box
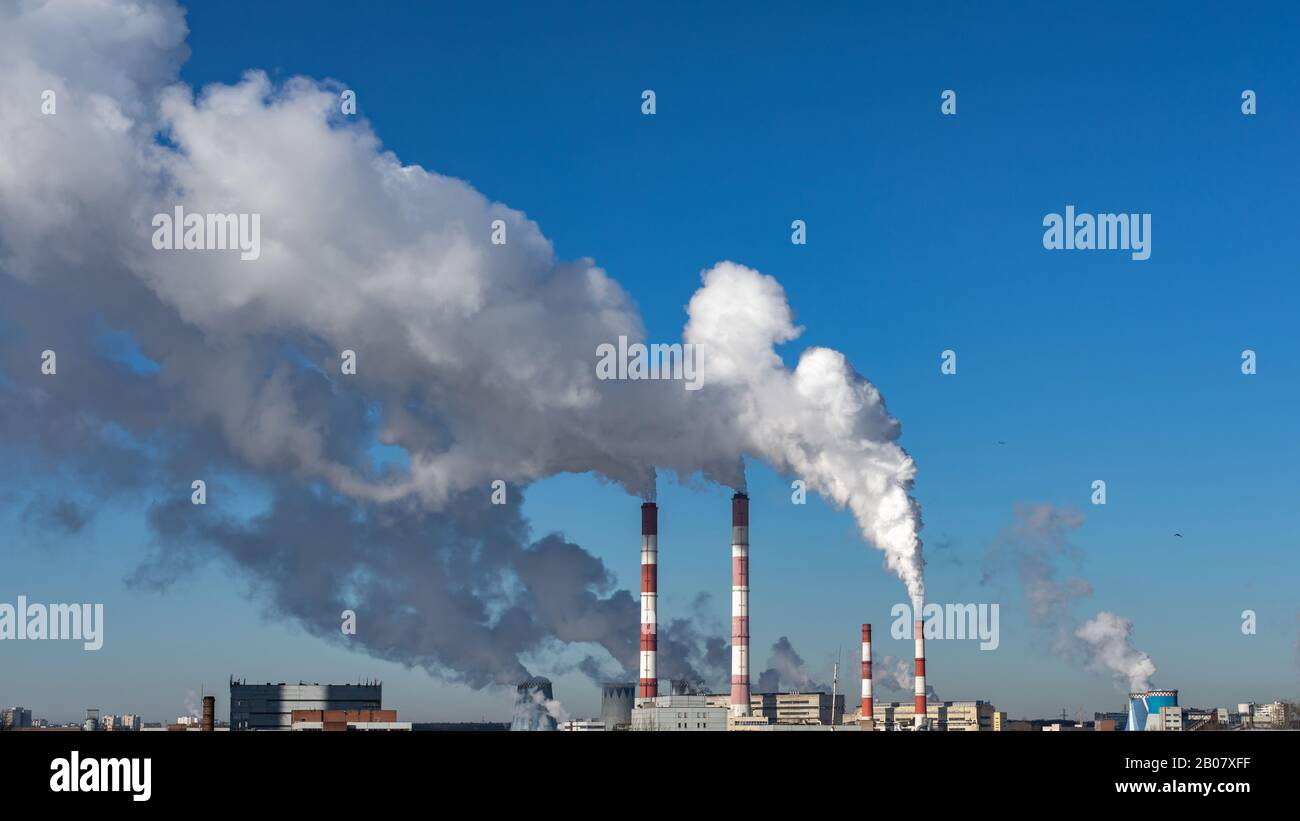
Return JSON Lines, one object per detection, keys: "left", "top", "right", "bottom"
{"left": 7, "top": 679, "right": 1295, "bottom": 732}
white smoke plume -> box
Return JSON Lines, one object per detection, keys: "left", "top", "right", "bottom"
{"left": 685, "top": 265, "right": 925, "bottom": 601}
{"left": 0, "top": 0, "right": 924, "bottom": 680}
{"left": 532, "top": 690, "right": 571, "bottom": 726}
{"left": 983, "top": 504, "right": 1157, "bottom": 692}
{"left": 1075, "top": 612, "right": 1155, "bottom": 693}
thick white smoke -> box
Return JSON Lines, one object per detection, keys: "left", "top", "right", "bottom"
{"left": 685, "top": 264, "right": 924, "bottom": 601}
{"left": 1075, "top": 612, "right": 1156, "bottom": 693}
{"left": 0, "top": 0, "right": 925, "bottom": 673}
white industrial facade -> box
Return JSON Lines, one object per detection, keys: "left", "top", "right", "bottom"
{"left": 632, "top": 696, "right": 729, "bottom": 731}
{"left": 228, "top": 679, "right": 382, "bottom": 730}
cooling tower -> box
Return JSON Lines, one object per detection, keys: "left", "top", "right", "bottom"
{"left": 1126, "top": 690, "right": 1177, "bottom": 731}
{"left": 600, "top": 682, "right": 635, "bottom": 730}
{"left": 510, "top": 676, "right": 558, "bottom": 731}
{"left": 1145, "top": 689, "right": 1178, "bottom": 714}
{"left": 1126, "top": 693, "right": 1148, "bottom": 732}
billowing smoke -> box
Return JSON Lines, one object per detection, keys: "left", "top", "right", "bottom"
{"left": 1075, "top": 612, "right": 1155, "bottom": 693}
{"left": 0, "top": 0, "right": 923, "bottom": 685}
{"left": 683, "top": 264, "right": 926, "bottom": 603}
{"left": 570, "top": 593, "right": 729, "bottom": 691}
{"left": 132, "top": 482, "right": 711, "bottom": 688}
{"left": 756, "top": 637, "right": 828, "bottom": 693}
{"left": 982, "top": 504, "right": 1157, "bottom": 692}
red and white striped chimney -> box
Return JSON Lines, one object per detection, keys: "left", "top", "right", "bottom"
{"left": 914, "top": 597, "right": 927, "bottom": 729}
{"left": 639, "top": 502, "right": 658, "bottom": 700}
{"left": 730, "top": 493, "right": 751, "bottom": 717}
{"left": 860, "top": 623, "right": 873, "bottom": 721}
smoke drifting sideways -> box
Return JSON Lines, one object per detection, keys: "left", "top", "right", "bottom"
{"left": 0, "top": 0, "right": 923, "bottom": 687}
{"left": 982, "top": 504, "right": 1156, "bottom": 693}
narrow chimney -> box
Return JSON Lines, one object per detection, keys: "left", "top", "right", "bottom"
{"left": 860, "top": 624, "right": 873, "bottom": 725}
{"left": 201, "top": 695, "right": 215, "bottom": 731}
{"left": 639, "top": 502, "right": 658, "bottom": 700}
{"left": 914, "top": 598, "right": 927, "bottom": 729}
{"left": 730, "top": 493, "right": 751, "bottom": 718}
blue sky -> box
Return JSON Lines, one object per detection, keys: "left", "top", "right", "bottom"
{"left": 3, "top": 1, "right": 1298, "bottom": 723}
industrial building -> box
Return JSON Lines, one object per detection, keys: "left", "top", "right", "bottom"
{"left": 865, "top": 700, "right": 1001, "bottom": 731}
{"left": 1247, "top": 701, "right": 1293, "bottom": 729}
{"left": 2, "top": 707, "right": 32, "bottom": 729}
{"left": 559, "top": 719, "right": 607, "bottom": 731}
{"left": 701, "top": 691, "right": 846, "bottom": 725}
{"left": 289, "top": 709, "right": 410, "bottom": 731}
{"left": 228, "top": 677, "right": 383, "bottom": 730}
{"left": 1094, "top": 711, "right": 1127, "bottom": 730}
{"left": 1157, "top": 705, "right": 1184, "bottom": 731}
{"left": 631, "top": 695, "right": 729, "bottom": 731}
{"left": 633, "top": 694, "right": 871, "bottom": 732}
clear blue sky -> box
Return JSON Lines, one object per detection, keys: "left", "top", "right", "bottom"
{"left": 3, "top": 0, "right": 1298, "bottom": 723}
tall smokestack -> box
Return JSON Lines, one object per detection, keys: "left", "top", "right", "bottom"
{"left": 860, "top": 624, "right": 873, "bottom": 723}
{"left": 639, "top": 502, "right": 658, "bottom": 700}
{"left": 201, "top": 695, "right": 215, "bottom": 731}
{"left": 730, "top": 493, "right": 751, "bottom": 717}
{"left": 914, "top": 599, "right": 927, "bottom": 729}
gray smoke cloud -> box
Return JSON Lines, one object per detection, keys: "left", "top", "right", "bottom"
{"left": 982, "top": 504, "right": 1156, "bottom": 693}
{"left": 21, "top": 497, "right": 93, "bottom": 536}
{"left": 569, "top": 593, "right": 729, "bottom": 691}
{"left": 756, "top": 636, "right": 829, "bottom": 693}
{"left": 0, "top": 0, "right": 923, "bottom": 685}
{"left": 874, "top": 654, "right": 939, "bottom": 702}
{"left": 981, "top": 504, "right": 1093, "bottom": 654}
